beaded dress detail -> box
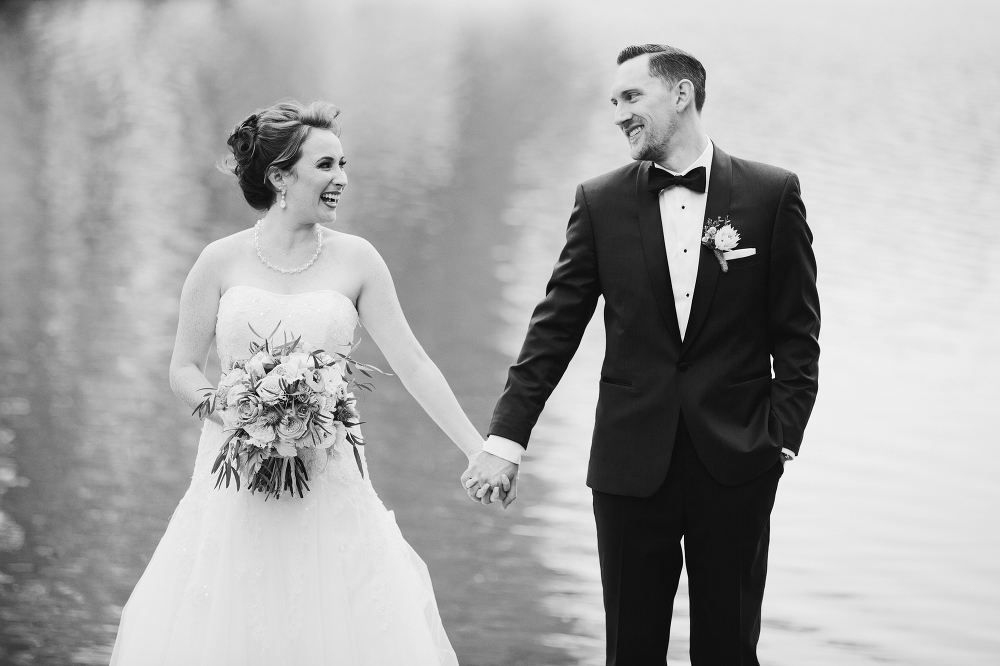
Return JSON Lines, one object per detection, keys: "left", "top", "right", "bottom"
{"left": 110, "top": 286, "right": 458, "bottom": 666}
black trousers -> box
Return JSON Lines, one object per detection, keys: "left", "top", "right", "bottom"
{"left": 592, "top": 417, "right": 783, "bottom": 665}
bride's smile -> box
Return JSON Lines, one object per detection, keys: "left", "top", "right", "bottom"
{"left": 277, "top": 130, "right": 348, "bottom": 225}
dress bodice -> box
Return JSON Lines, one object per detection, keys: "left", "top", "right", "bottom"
{"left": 216, "top": 286, "right": 358, "bottom": 371}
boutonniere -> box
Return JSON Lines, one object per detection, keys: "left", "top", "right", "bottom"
{"left": 702, "top": 216, "right": 740, "bottom": 272}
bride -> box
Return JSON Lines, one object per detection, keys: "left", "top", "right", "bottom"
{"left": 110, "top": 100, "right": 502, "bottom": 665}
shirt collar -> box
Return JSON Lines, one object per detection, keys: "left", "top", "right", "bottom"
{"left": 653, "top": 138, "right": 713, "bottom": 192}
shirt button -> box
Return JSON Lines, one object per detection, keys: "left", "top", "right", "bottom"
{"left": 681, "top": 205, "right": 686, "bottom": 209}
{"left": 683, "top": 249, "right": 687, "bottom": 253}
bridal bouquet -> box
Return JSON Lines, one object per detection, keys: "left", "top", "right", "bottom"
{"left": 193, "top": 323, "right": 384, "bottom": 500}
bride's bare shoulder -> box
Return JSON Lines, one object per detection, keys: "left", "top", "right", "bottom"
{"left": 195, "top": 228, "right": 253, "bottom": 265}
{"left": 183, "top": 228, "right": 253, "bottom": 289}
{"left": 326, "top": 229, "right": 384, "bottom": 265}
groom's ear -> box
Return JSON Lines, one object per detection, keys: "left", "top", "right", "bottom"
{"left": 674, "top": 79, "right": 696, "bottom": 113}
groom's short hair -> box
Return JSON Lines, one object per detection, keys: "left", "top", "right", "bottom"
{"left": 617, "top": 44, "right": 707, "bottom": 113}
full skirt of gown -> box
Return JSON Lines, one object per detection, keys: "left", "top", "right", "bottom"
{"left": 110, "top": 420, "right": 458, "bottom": 665}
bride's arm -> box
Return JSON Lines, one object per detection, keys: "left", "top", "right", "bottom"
{"left": 354, "top": 240, "right": 483, "bottom": 460}
{"left": 169, "top": 243, "right": 225, "bottom": 426}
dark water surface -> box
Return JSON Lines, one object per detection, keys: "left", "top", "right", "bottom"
{"left": 1, "top": 1, "right": 998, "bottom": 664}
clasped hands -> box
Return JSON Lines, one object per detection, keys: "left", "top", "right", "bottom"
{"left": 461, "top": 450, "right": 518, "bottom": 509}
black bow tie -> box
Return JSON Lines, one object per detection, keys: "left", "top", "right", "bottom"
{"left": 647, "top": 165, "right": 706, "bottom": 194}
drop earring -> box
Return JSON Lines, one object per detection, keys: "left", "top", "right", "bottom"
{"left": 279, "top": 188, "right": 287, "bottom": 209}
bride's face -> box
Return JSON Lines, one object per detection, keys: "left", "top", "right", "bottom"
{"left": 282, "top": 130, "right": 347, "bottom": 224}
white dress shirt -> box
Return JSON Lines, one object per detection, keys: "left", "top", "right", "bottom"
{"left": 484, "top": 138, "right": 794, "bottom": 464}
{"left": 654, "top": 140, "right": 713, "bottom": 340}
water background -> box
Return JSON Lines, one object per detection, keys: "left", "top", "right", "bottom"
{"left": 1, "top": 0, "right": 998, "bottom": 664}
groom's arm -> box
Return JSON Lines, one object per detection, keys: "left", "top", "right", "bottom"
{"left": 488, "top": 183, "right": 603, "bottom": 451}
{"left": 768, "top": 173, "right": 820, "bottom": 455}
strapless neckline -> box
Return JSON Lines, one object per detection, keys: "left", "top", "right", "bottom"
{"left": 221, "top": 285, "right": 357, "bottom": 311}
{"left": 215, "top": 284, "right": 359, "bottom": 374}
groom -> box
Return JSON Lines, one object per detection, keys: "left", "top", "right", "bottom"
{"left": 463, "top": 44, "right": 820, "bottom": 663}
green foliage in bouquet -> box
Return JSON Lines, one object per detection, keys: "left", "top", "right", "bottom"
{"left": 194, "top": 322, "right": 387, "bottom": 500}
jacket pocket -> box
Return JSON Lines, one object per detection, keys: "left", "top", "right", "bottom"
{"left": 725, "top": 255, "right": 764, "bottom": 270}
{"left": 729, "top": 372, "right": 770, "bottom": 386}
{"left": 600, "top": 375, "right": 634, "bottom": 388}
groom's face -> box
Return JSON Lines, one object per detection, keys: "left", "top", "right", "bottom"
{"left": 611, "top": 54, "right": 677, "bottom": 163}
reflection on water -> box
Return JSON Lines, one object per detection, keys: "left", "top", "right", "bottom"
{"left": 1, "top": 0, "right": 998, "bottom": 664}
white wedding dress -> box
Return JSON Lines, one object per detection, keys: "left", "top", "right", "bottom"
{"left": 110, "top": 286, "right": 458, "bottom": 665}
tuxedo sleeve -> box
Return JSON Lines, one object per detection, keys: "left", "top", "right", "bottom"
{"left": 767, "top": 173, "right": 820, "bottom": 455}
{"left": 488, "top": 184, "right": 602, "bottom": 448}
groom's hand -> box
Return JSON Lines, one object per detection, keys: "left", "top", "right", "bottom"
{"left": 481, "top": 472, "right": 517, "bottom": 509}
{"left": 462, "top": 451, "right": 518, "bottom": 509}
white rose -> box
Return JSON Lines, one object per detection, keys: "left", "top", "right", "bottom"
{"left": 713, "top": 224, "right": 740, "bottom": 252}
{"left": 317, "top": 405, "right": 337, "bottom": 428}
{"left": 320, "top": 365, "right": 343, "bottom": 387}
{"left": 273, "top": 440, "right": 297, "bottom": 458}
{"left": 245, "top": 358, "right": 264, "bottom": 380}
{"left": 275, "top": 353, "right": 310, "bottom": 381}
{"left": 244, "top": 421, "right": 276, "bottom": 444}
{"left": 231, "top": 391, "right": 264, "bottom": 426}
{"left": 257, "top": 375, "right": 286, "bottom": 405}
{"left": 245, "top": 350, "right": 276, "bottom": 380}
{"left": 284, "top": 352, "right": 311, "bottom": 371}
{"left": 316, "top": 429, "right": 335, "bottom": 450}
{"left": 226, "top": 384, "right": 249, "bottom": 410}
{"left": 219, "top": 367, "right": 246, "bottom": 389}
{"left": 219, "top": 368, "right": 246, "bottom": 404}
{"left": 276, "top": 414, "right": 308, "bottom": 442}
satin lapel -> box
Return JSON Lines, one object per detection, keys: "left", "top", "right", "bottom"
{"left": 636, "top": 162, "right": 682, "bottom": 345}
{"left": 682, "top": 144, "right": 732, "bottom": 353}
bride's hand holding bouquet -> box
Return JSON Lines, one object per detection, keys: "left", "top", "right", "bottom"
{"left": 194, "top": 322, "right": 384, "bottom": 500}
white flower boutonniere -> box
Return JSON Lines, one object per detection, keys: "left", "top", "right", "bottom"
{"left": 702, "top": 216, "right": 740, "bottom": 272}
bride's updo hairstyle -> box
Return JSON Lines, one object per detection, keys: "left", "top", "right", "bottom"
{"left": 225, "top": 100, "right": 341, "bottom": 210}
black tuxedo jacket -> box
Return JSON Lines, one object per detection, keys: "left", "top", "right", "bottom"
{"left": 489, "top": 144, "right": 820, "bottom": 495}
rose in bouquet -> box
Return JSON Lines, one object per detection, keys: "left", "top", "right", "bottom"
{"left": 193, "top": 323, "right": 385, "bottom": 499}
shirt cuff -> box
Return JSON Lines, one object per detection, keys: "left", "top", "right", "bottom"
{"left": 483, "top": 435, "right": 525, "bottom": 465}
{"left": 781, "top": 448, "right": 796, "bottom": 460}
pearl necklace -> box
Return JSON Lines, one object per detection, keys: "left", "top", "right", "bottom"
{"left": 253, "top": 220, "right": 323, "bottom": 274}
